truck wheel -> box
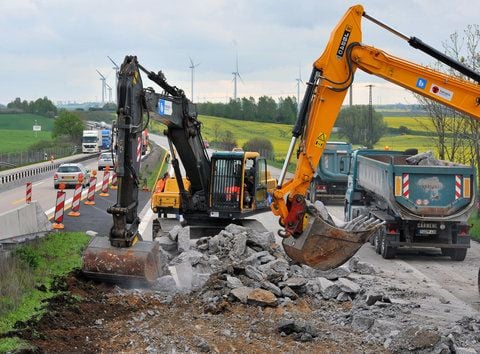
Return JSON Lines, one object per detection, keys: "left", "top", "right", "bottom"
{"left": 368, "top": 231, "right": 375, "bottom": 246}
{"left": 308, "top": 182, "right": 317, "bottom": 203}
{"left": 450, "top": 248, "right": 467, "bottom": 261}
{"left": 441, "top": 248, "right": 454, "bottom": 257}
{"left": 375, "top": 230, "right": 382, "bottom": 254}
{"left": 380, "top": 233, "right": 396, "bottom": 259}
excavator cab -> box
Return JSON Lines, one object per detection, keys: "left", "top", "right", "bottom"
{"left": 209, "top": 151, "right": 275, "bottom": 215}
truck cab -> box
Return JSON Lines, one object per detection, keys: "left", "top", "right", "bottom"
{"left": 308, "top": 141, "right": 352, "bottom": 203}
{"left": 82, "top": 130, "right": 101, "bottom": 153}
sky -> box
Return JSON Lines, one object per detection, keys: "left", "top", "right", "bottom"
{"left": 1, "top": 0, "right": 479, "bottom": 106}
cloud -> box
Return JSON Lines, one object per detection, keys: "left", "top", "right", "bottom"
{"left": 0, "top": 0, "right": 477, "bottom": 104}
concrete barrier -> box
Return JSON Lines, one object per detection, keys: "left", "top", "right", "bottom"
{"left": 0, "top": 201, "right": 52, "bottom": 245}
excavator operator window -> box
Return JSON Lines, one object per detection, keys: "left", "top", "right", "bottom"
{"left": 211, "top": 157, "right": 242, "bottom": 211}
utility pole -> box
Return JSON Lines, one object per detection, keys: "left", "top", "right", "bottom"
{"left": 366, "top": 84, "right": 374, "bottom": 148}
{"left": 349, "top": 85, "right": 353, "bottom": 107}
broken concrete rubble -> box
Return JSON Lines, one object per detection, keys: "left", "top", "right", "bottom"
{"left": 154, "top": 222, "right": 480, "bottom": 353}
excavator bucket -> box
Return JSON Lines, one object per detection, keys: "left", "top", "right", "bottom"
{"left": 82, "top": 237, "right": 164, "bottom": 286}
{"left": 282, "top": 214, "right": 380, "bottom": 270}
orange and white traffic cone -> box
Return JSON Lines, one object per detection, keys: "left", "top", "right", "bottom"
{"left": 26, "top": 182, "right": 32, "bottom": 204}
{"left": 68, "top": 181, "right": 83, "bottom": 217}
{"left": 84, "top": 174, "right": 97, "bottom": 206}
{"left": 52, "top": 184, "right": 66, "bottom": 229}
{"left": 99, "top": 167, "right": 110, "bottom": 197}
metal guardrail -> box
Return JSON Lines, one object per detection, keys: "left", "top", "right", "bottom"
{"left": 0, "top": 153, "right": 100, "bottom": 190}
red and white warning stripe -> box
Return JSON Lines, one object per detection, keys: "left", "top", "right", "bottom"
{"left": 85, "top": 176, "right": 96, "bottom": 204}
{"left": 111, "top": 172, "right": 117, "bottom": 186}
{"left": 137, "top": 136, "right": 142, "bottom": 162}
{"left": 100, "top": 170, "right": 110, "bottom": 195}
{"left": 71, "top": 183, "right": 82, "bottom": 212}
{"left": 455, "top": 175, "right": 462, "bottom": 199}
{"left": 26, "top": 182, "right": 32, "bottom": 204}
{"left": 54, "top": 190, "right": 66, "bottom": 224}
{"left": 402, "top": 173, "right": 410, "bottom": 198}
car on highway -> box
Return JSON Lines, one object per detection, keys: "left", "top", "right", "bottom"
{"left": 53, "top": 163, "right": 90, "bottom": 189}
{"left": 98, "top": 152, "right": 116, "bottom": 171}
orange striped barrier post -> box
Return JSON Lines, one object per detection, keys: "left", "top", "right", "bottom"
{"left": 84, "top": 171, "right": 97, "bottom": 206}
{"left": 110, "top": 171, "right": 118, "bottom": 190}
{"left": 99, "top": 166, "right": 110, "bottom": 197}
{"left": 52, "top": 184, "right": 66, "bottom": 229}
{"left": 68, "top": 176, "right": 83, "bottom": 217}
{"left": 26, "top": 182, "right": 32, "bottom": 204}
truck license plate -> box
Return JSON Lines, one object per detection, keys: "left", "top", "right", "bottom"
{"left": 418, "top": 229, "right": 437, "bottom": 235}
{"left": 417, "top": 222, "right": 436, "bottom": 229}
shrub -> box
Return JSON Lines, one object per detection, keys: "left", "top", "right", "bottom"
{"left": 13, "top": 246, "right": 40, "bottom": 269}
{"left": 242, "top": 137, "right": 274, "bottom": 160}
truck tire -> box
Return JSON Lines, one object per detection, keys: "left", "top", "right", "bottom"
{"left": 380, "top": 233, "right": 396, "bottom": 259}
{"left": 450, "top": 248, "right": 467, "bottom": 261}
{"left": 308, "top": 182, "right": 317, "bottom": 203}
{"left": 375, "top": 230, "right": 382, "bottom": 254}
{"left": 441, "top": 248, "right": 454, "bottom": 257}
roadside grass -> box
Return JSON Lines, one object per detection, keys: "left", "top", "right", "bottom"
{"left": 0, "top": 130, "right": 52, "bottom": 153}
{"left": 145, "top": 147, "right": 169, "bottom": 190}
{"left": 0, "top": 232, "right": 90, "bottom": 352}
{"left": 0, "top": 114, "right": 54, "bottom": 131}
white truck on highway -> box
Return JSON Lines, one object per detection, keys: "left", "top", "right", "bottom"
{"left": 82, "top": 130, "right": 102, "bottom": 153}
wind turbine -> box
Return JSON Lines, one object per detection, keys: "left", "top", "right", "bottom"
{"left": 96, "top": 69, "right": 107, "bottom": 104}
{"left": 105, "top": 83, "right": 112, "bottom": 103}
{"left": 295, "top": 66, "right": 303, "bottom": 114}
{"left": 107, "top": 56, "right": 119, "bottom": 102}
{"left": 232, "top": 53, "right": 243, "bottom": 101}
{"left": 188, "top": 57, "right": 200, "bottom": 102}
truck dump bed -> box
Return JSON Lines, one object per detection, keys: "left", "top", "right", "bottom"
{"left": 356, "top": 152, "right": 475, "bottom": 221}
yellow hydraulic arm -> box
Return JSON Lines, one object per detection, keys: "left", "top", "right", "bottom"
{"left": 272, "top": 4, "right": 480, "bottom": 269}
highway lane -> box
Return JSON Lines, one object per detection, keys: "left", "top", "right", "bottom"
{"left": 0, "top": 155, "right": 101, "bottom": 217}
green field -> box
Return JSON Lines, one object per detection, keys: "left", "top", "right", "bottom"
{"left": 0, "top": 130, "right": 52, "bottom": 153}
{"left": 383, "top": 116, "right": 434, "bottom": 131}
{"left": 149, "top": 114, "right": 439, "bottom": 159}
{"left": 0, "top": 114, "right": 54, "bottom": 131}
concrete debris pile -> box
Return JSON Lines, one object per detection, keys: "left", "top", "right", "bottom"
{"left": 406, "top": 150, "right": 463, "bottom": 167}
{"left": 154, "top": 224, "right": 480, "bottom": 351}
{"left": 157, "top": 224, "right": 366, "bottom": 306}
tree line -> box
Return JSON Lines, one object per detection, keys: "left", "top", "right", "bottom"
{"left": 5, "top": 97, "right": 57, "bottom": 118}
{"left": 197, "top": 96, "right": 298, "bottom": 124}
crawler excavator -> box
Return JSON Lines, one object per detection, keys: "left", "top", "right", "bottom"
{"left": 82, "top": 56, "right": 277, "bottom": 285}
{"left": 271, "top": 4, "right": 480, "bottom": 277}
{"left": 83, "top": 4, "right": 480, "bottom": 287}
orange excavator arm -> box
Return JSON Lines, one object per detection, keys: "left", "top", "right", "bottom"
{"left": 272, "top": 4, "right": 480, "bottom": 269}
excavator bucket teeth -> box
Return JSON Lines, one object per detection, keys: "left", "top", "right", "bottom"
{"left": 82, "top": 236, "right": 163, "bottom": 286}
{"left": 282, "top": 215, "right": 378, "bottom": 270}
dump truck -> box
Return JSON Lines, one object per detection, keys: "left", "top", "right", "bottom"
{"left": 307, "top": 141, "right": 352, "bottom": 203}
{"left": 344, "top": 149, "right": 475, "bottom": 260}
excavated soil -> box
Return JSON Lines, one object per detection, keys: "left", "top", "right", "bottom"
{"left": 6, "top": 270, "right": 385, "bottom": 353}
